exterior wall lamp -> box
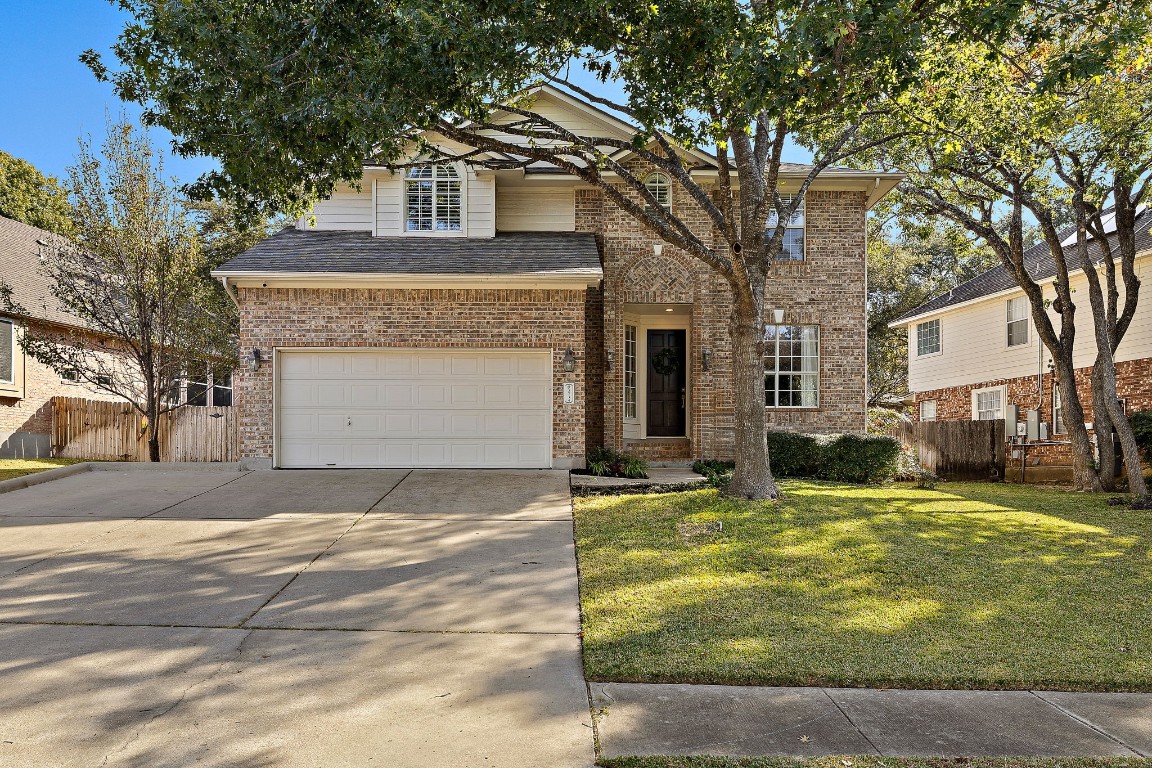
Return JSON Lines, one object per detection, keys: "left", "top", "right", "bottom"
{"left": 701, "top": 348, "right": 712, "bottom": 372}
{"left": 562, "top": 347, "right": 577, "bottom": 373}
{"left": 653, "top": 242, "right": 664, "bottom": 257}
{"left": 766, "top": 308, "right": 786, "bottom": 324}
{"left": 246, "top": 348, "right": 264, "bottom": 371}
{"left": 606, "top": 349, "right": 615, "bottom": 370}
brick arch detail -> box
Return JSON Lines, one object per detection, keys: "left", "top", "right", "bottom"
{"left": 611, "top": 250, "right": 700, "bottom": 305}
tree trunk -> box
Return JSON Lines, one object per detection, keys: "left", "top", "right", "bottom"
{"left": 1053, "top": 360, "right": 1101, "bottom": 492}
{"left": 727, "top": 310, "right": 781, "bottom": 500}
{"left": 1096, "top": 356, "right": 1148, "bottom": 499}
{"left": 1091, "top": 366, "right": 1117, "bottom": 492}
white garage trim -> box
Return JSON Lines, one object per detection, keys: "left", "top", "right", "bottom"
{"left": 273, "top": 348, "right": 553, "bottom": 469}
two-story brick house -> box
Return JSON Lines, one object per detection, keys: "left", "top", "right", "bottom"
{"left": 213, "top": 86, "right": 900, "bottom": 470}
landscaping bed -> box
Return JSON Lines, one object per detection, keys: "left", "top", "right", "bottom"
{"left": 575, "top": 481, "right": 1152, "bottom": 691}
{"left": 0, "top": 458, "right": 84, "bottom": 483}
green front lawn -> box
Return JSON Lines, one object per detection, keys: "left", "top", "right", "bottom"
{"left": 575, "top": 481, "right": 1152, "bottom": 691}
{"left": 599, "top": 758, "right": 1152, "bottom": 768}
{"left": 0, "top": 458, "right": 85, "bottom": 482}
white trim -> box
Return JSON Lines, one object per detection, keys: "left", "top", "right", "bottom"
{"left": 971, "top": 384, "right": 1007, "bottom": 421}
{"left": 212, "top": 271, "right": 603, "bottom": 290}
{"left": 889, "top": 246, "right": 1152, "bottom": 329}
{"left": 371, "top": 177, "right": 379, "bottom": 238}
{"left": 623, "top": 313, "right": 691, "bottom": 439}
{"left": 1005, "top": 295, "right": 1031, "bottom": 349}
{"left": 0, "top": 318, "right": 14, "bottom": 385}
{"left": 400, "top": 162, "right": 467, "bottom": 237}
{"left": 914, "top": 318, "right": 942, "bottom": 358}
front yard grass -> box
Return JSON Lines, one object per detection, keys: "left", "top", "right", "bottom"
{"left": 598, "top": 758, "right": 1152, "bottom": 768}
{"left": 0, "top": 458, "right": 85, "bottom": 482}
{"left": 574, "top": 481, "right": 1152, "bottom": 691}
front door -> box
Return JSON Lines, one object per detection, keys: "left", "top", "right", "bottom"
{"left": 646, "top": 329, "right": 686, "bottom": 437}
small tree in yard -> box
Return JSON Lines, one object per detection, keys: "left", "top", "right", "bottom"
{"left": 857, "top": 13, "right": 1152, "bottom": 500}
{"left": 0, "top": 118, "right": 237, "bottom": 461}
{"left": 91, "top": 0, "right": 1106, "bottom": 497}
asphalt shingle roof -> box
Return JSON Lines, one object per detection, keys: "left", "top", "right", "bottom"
{"left": 892, "top": 210, "right": 1152, "bottom": 325}
{"left": 0, "top": 215, "right": 82, "bottom": 328}
{"left": 215, "top": 229, "right": 604, "bottom": 277}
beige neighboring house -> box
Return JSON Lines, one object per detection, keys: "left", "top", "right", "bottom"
{"left": 890, "top": 209, "right": 1152, "bottom": 474}
{"left": 0, "top": 216, "right": 124, "bottom": 458}
{"left": 213, "top": 85, "right": 901, "bottom": 470}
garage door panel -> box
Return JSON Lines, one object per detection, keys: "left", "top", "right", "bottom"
{"left": 277, "top": 350, "right": 552, "bottom": 468}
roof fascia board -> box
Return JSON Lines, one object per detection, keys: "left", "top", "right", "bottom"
{"left": 213, "top": 270, "right": 604, "bottom": 290}
{"left": 888, "top": 246, "right": 1152, "bottom": 329}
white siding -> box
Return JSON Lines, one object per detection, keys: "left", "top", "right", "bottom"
{"left": 496, "top": 187, "right": 575, "bottom": 231}
{"left": 375, "top": 172, "right": 404, "bottom": 235}
{"left": 468, "top": 171, "right": 496, "bottom": 238}
{"left": 307, "top": 183, "right": 373, "bottom": 231}
{"left": 908, "top": 253, "right": 1152, "bottom": 392}
{"left": 485, "top": 92, "right": 628, "bottom": 147}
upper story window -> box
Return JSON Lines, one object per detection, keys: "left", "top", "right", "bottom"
{"left": 0, "top": 319, "right": 13, "bottom": 384}
{"left": 765, "top": 324, "right": 819, "bottom": 408}
{"left": 1007, "top": 296, "right": 1029, "bottom": 347}
{"left": 643, "top": 172, "right": 671, "bottom": 212}
{"left": 916, "top": 318, "right": 941, "bottom": 357}
{"left": 767, "top": 194, "right": 805, "bottom": 262}
{"left": 405, "top": 164, "right": 462, "bottom": 232}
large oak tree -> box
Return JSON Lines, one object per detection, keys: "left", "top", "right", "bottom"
{"left": 91, "top": 0, "right": 1110, "bottom": 497}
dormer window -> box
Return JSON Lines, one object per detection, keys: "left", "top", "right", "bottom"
{"left": 405, "top": 164, "right": 462, "bottom": 232}
{"left": 644, "top": 172, "right": 671, "bottom": 212}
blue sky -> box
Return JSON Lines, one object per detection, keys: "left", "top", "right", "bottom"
{"left": 0, "top": 1, "right": 217, "bottom": 185}
{"left": 1, "top": 1, "right": 810, "bottom": 192}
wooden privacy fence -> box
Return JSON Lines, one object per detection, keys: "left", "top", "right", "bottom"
{"left": 895, "top": 420, "right": 1006, "bottom": 481}
{"left": 52, "top": 396, "right": 236, "bottom": 462}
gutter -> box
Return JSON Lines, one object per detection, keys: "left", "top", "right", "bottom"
{"left": 217, "top": 275, "right": 240, "bottom": 308}
{"left": 209, "top": 269, "right": 605, "bottom": 290}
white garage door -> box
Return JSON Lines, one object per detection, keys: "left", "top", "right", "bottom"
{"left": 277, "top": 349, "right": 552, "bottom": 469}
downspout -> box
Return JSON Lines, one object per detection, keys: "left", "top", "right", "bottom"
{"left": 217, "top": 276, "right": 240, "bottom": 309}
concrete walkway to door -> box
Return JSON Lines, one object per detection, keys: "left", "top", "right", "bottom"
{"left": 0, "top": 467, "right": 594, "bottom": 767}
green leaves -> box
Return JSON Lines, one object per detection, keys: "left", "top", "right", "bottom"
{"left": 0, "top": 151, "right": 74, "bottom": 236}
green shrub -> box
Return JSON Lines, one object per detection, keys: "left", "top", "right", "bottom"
{"left": 692, "top": 459, "right": 734, "bottom": 487}
{"left": 1131, "top": 410, "right": 1152, "bottom": 462}
{"left": 586, "top": 446, "right": 649, "bottom": 479}
{"left": 765, "top": 431, "right": 902, "bottom": 484}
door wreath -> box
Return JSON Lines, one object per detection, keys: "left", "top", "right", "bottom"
{"left": 651, "top": 347, "right": 680, "bottom": 376}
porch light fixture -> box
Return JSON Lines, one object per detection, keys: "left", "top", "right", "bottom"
{"left": 665, "top": 307, "right": 674, "bottom": 312}
{"left": 702, "top": 348, "right": 713, "bottom": 372}
{"left": 653, "top": 243, "right": 664, "bottom": 257}
{"left": 606, "top": 349, "right": 615, "bottom": 370}
{"left": 562, "top": 347, "right": 577, "bottom": 373}
{"left": 772, "top": 308, "right": 786, "bottom": 324}
{"left": 246, "top": 348, "right": 264, "bottom": 372}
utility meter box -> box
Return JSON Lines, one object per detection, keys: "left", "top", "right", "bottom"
{"left": 1027, "top": 409, "right": 1041, "bottom": 441}
{"left": 1005, "top": 405, "right": 1019, "bottom": 437}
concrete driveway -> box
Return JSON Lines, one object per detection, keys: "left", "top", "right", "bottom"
{"left": 0, "top": 467, "right": 593, "bottom": 767}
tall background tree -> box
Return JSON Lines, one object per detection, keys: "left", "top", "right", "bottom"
{"left": 90, "top": 0, "right": 1110, "bottom": 497}
{"left": 0, "top": 150, "right": 73, "bottom": 236}
{"left": 0, "top": 118, "right": 238, "bottom": 461}
{"left": 856, "top": 10, "right": 1152, "bottom": 498}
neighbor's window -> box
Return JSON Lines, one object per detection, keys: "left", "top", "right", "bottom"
{"left": 1007, "top": 296, "right": 1030, "bottom": 347}
{"left": 973, "top": 387, "right": 1004, "bottom": 421}
{"left": 211, "top": 371, "right": 233, "bottom": 407}
{"left": 767, "top": 194, "right": 805, "bottom": 261}
{"left": 1052, "top": 384, "right": 1065, "bottom": 434}
{"left": 405, "top": 164, "right": 462, "bottom": 232}
{"left": 0, "top": 319, "right": 13, "bottom": 384}
{"left": 643, "top": 172, "right": 671, "bottom": 212}
{"left": 624, "top": 325, "right": 637, "bottom": 419}
{"left": 186, "top": 365, "right": 209, "bottom": 407}
{"left": 920, "top": 399, "right": 937, "bottom": 421}
{"left": 765, "top": 324, "right": 819, "bottom": 407}
{"left": 916, "top": 319, "right": 941, "bottom": 356}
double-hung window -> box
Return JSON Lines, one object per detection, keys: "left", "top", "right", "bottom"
{"left": 973, "top": 386, "right": 1004, "bottom": 421}
{"left": 0, "top": 319, "right": 13, "bottom": 385}
{"left": 767, "top": 194, "right": 805, "bottom": 261}
{"left": 1007, "top": 296, "right": 1030, "bottom": 347}
{"left": 405, "top": 164, "right": 462, "bottom": 232}
{"left": 765, "top": 324, "right": 819, "bottom": 407}
{"left": 624, "top": 325, "right": 637, "bottom": 419}
{"left": 916, "top": 319, "right": 941, "bottom": 356}
{"left": 920, "top": 399, "right": 937, "bottom": 421}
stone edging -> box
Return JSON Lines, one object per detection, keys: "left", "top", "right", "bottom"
{"left": 0, "top": 461, "right": 244, "bottom": 495}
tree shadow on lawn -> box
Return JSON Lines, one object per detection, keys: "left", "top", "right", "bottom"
{"left": 576, "top": 482, "right": 1152, "bottom": 691}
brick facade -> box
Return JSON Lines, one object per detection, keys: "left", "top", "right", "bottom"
{"left": 235, "top": 184, "right": 870, "bottom": 468}
{"left": 235, "top": 287, "right": 588, "bottom": 466}
{"left": 913, "top": 358, "right": 1152, "bottom": 477}
{"left": 0, "top": 319, "right": 121, "bottom": 458}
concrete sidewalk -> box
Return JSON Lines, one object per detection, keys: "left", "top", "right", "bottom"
{"left": 592, "top": 683, "right": 1152, "bottom": 759}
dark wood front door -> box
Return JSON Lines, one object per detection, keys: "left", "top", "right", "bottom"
{"left": 647, "top": 329, "right": 686, "bottom": 437}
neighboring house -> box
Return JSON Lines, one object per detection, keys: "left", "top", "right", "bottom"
{"left": 212, "top": 85, "right": 901, "bottom": 470}
{"left": 0, "top": 216, "right": 123, "bottom": 458}
{"left": 891, "top": 209, "right": 1152, "bottom": 468}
